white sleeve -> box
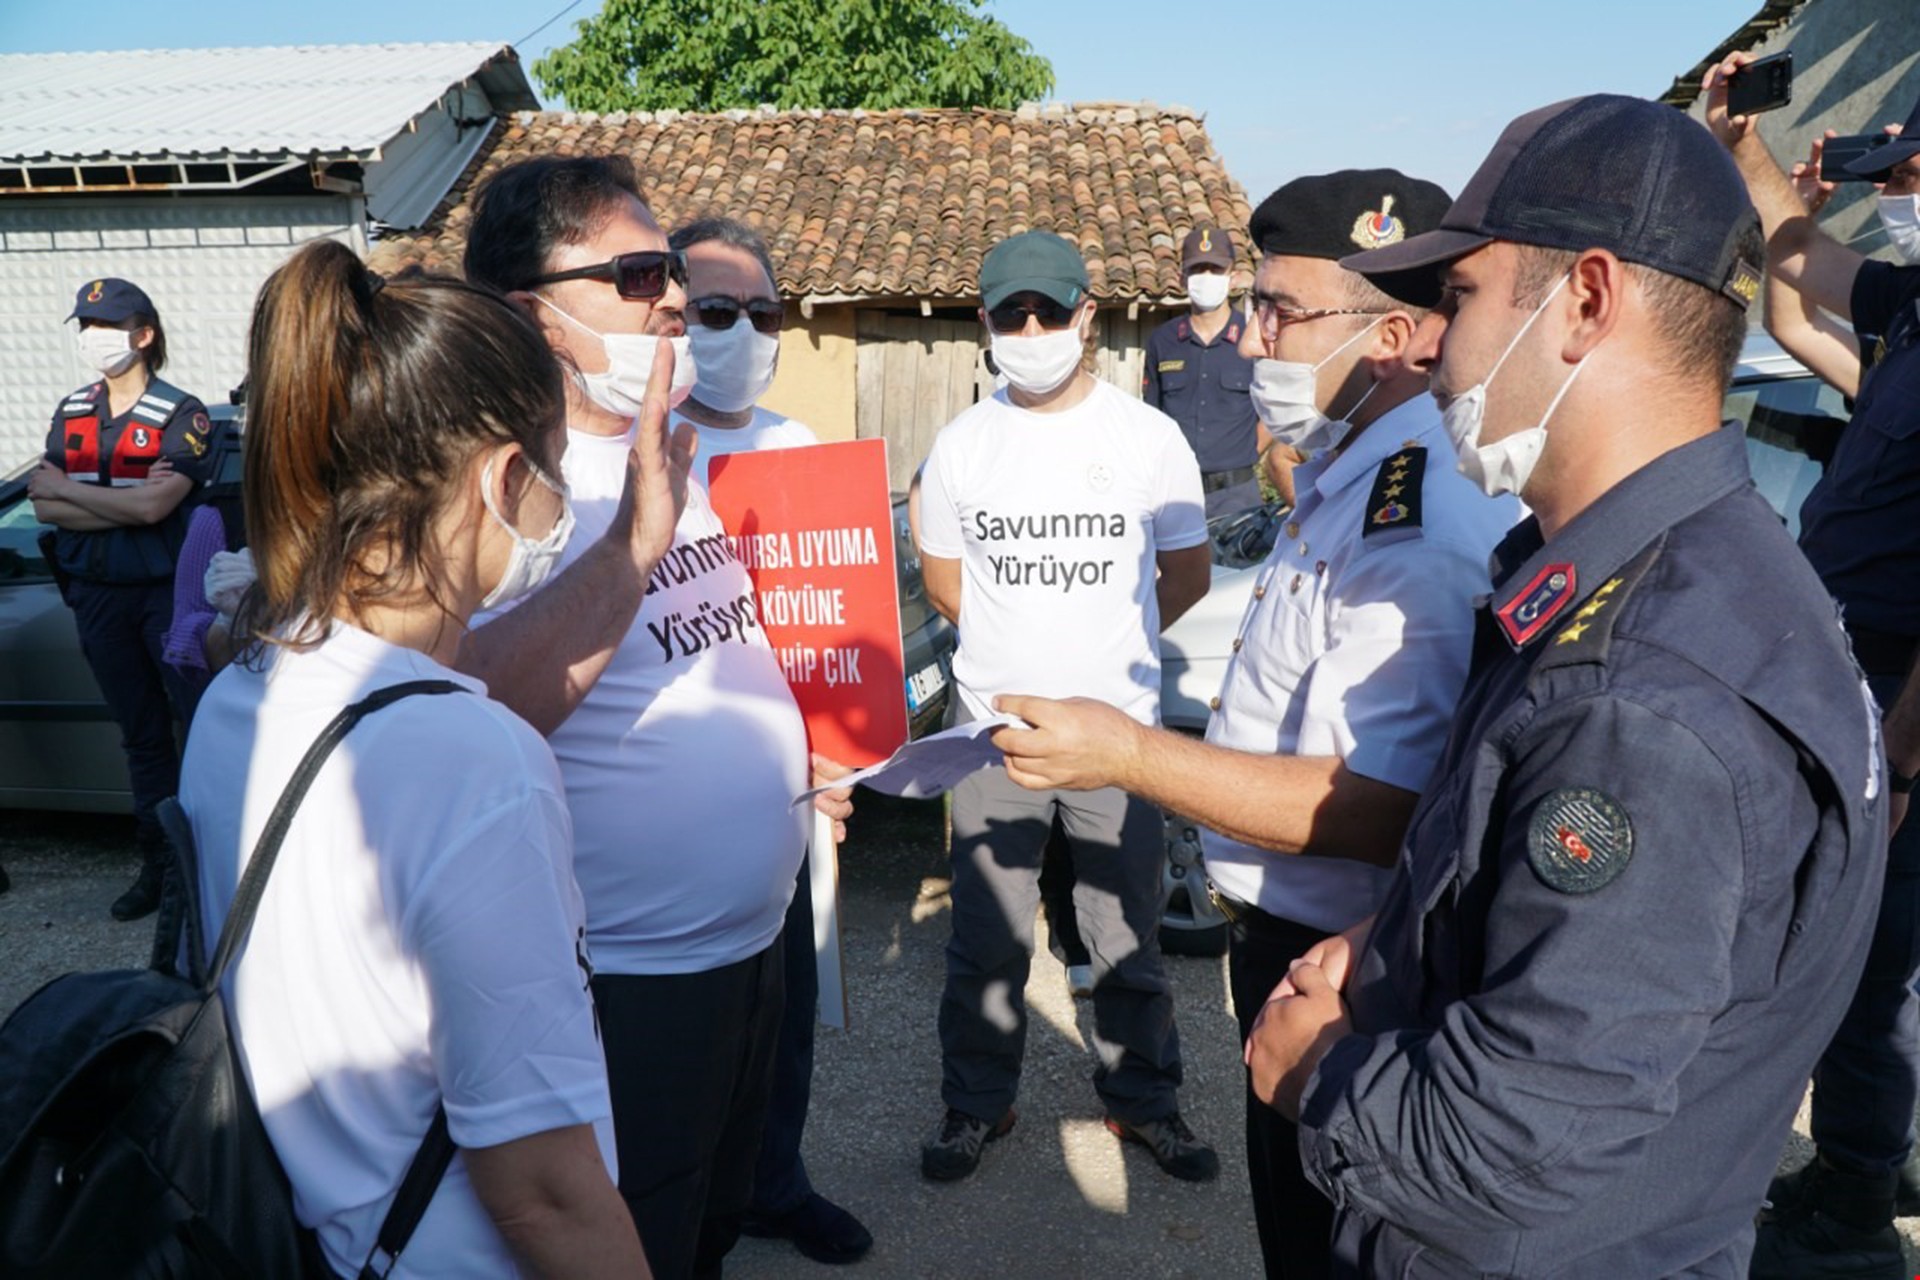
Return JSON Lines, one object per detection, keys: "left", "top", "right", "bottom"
{"left": 401, "top": 786, "right": 610, "bottom": 1150}
{"left": 1296, "top": 537, "right": 1489, "bottom": 792}
{"left": 1151, "top": 420, "right": 1209, "bottom": 552}
{"left": 917, "top": 436, "right": 965, "bottom": 559}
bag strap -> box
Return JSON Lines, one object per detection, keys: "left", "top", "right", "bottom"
{"left": 203, "top": 679, "right": 463, "bottom": 988}
{"left": 196, "top": 677, "right": 465, "bottom": 1277}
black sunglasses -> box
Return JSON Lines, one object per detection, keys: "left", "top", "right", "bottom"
{"left": 523, "top": 250, "right": 689, "bottom": 301}
{"left": 986, "top": 296, "right": 1079, "bottom": 334}
{"left": 690, "top": 294, "right": 785, "bottom": 335}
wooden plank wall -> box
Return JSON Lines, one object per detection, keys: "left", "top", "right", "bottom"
{"left": 854, "top": 307, "right": 1173, "bottom": 491}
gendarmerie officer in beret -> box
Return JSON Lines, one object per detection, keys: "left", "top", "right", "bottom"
{"left": 1245, "top": 94, "right": 1886, "bottom": 1278}
{"left": 27, "top": 278, "right": 216, "bottom": 921}
{"left": 1144, "top": 226, "right": 1263, "bottom": 518}
{"left": 988, "top": 169, "right": 1514, "bottom": 1278}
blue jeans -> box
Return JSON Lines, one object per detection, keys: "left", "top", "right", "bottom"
{"left": 1809, "top": 668, "right": 1920, "bottom": 1173}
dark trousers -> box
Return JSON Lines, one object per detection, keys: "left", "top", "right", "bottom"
{"left": 1809, "top": 670, "right": 1920, "bottom": 1174}
{"left": 593, "top": 937, "right": 785, "bottom": 1280}
{"left": 941, "top": 766, "right": 1182, "bottom": 1123}
{"left": 750, "top": 861, "right": 818, "bottom": 1216}
{"left": 66, "top": 579, "right": 195, "bottom": 843}
{"left": 1228, "top": 903, "right": 1336, "bottom": 1280}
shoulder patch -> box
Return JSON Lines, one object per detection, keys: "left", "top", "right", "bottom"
{"left": 1537, "top": 539, "right": 1664, "bottom": 668}
{"left": 1363, "top": 445, "right": 1425, "bottom": 543}
{"left": 183, "top": 411, "right": 211, "bottom": 457}
{"left": 1527, "top": 787, "right": 1633, "bottom": 894}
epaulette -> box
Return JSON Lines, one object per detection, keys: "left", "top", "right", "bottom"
{"left": 1534, "top": 539, "right": 1665, "bottom": 669}
{"left": 130, "top": 378, "right": 187, "bottom": 428}
{"left": 1363, "top": 443, "right": 1425, "bottom": 545}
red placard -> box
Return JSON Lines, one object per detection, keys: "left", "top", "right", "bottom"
{"left": 706, "top": 439, "right": 908, "bottom": 767}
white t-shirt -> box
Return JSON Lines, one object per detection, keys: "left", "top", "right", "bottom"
{"left": 179, "top": 623, "right": 613, "bottom": 1280}
{"left": 918, "top": 379, "right": 1207, "bottom": 724}
{"left": 494, "top": 422, "right": 809, "bottom": 975}
{"left": 1202, "top": 398, "right": 1517, "bottom": 931}
{"left": 686, "top": 406, "right": 818, "bottom": 485}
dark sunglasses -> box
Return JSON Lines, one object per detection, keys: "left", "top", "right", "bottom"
{"left": 522, "top": 250, "right": 688, "bottom": 301}
{"left": 986, "top": 296, "right": 1079, "bottom": 334}
{"left": 689, "top": 294, "right": 785, "bottom": 335}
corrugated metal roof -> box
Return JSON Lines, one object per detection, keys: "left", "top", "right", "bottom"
{"left": 0, "top": 42, "right": 538, "bottom": 163}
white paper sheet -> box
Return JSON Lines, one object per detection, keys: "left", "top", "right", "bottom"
{"left": 792, "top": 714, "right": 1026, "bottom": 806}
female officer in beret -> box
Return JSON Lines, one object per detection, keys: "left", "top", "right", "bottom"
{"left": 27, "top": 278, "right": 215, "bottom": 921}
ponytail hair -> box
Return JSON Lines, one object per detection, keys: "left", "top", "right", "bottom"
{"left": 239, "top": 240, "right": 565, "bottom": 653}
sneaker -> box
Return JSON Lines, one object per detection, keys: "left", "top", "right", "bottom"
{"left": 110, "top": 860, "right": 163, "bottom": 922}
{"left": 1067, "top": 963, "right": 1094, "bottom": 998}
{"left": 921, "top": 1106, "right": 1016, "bottom": 1182}
{"left": 1104, "top": 1111, "right": 1220, "bottom": 1183}
{"left": 741, "top": 1192, "right": 873, "bottom": 1265}
{"left": 1749, "top": 1208, "right": 1904, "bottom": 1280}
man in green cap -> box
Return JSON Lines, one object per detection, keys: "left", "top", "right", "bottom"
{"left": 912, "top": 229, "right": 1216, "bottom": 1183}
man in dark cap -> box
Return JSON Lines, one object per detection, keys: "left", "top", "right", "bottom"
{"left": 1707, "top": 57, "right": 1920, "bottom": 1280}
{"left": 1242, "top": 94, "right": 1885, "bottom": 1277}
{"left": 987, "top": 170, "right": 1512, "bottom": 1278}
{"left": 1143, "top": 226, "right": 1264, "bottom": 516}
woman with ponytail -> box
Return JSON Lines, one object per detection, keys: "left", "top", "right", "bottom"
{"left": 178, "top": 241, "right": 650, "bottom": 1279}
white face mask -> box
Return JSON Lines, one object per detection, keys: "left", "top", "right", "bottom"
{"left": 1878, "top": 193, "right": 1920, "bottom": 265}
{"left": 1248, "top": 317, "right": 1385, "bottom": 454}
{"left": 1440, "top": 274, "right": 1590, "bottom": 499}
{"left": 1186, "top": 271, "right": 1230, "bottom": 312}
{"left": 990, "top": 318, "right": 1086, "bottom": 396}
{"left": 479, "top": 455, "right": 575, "bottom": 609}
{"left": 688, "top": 321, "right": 780, "bottom": 414}
{"left": 535, "top": 295, "right": 696, "bottom": 419}
{"left": 77, "top": 326, "right": 139, "bottom": 377}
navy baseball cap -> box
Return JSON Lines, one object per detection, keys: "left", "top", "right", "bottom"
{"left": 980, "top": 231, "right": 1089, "bottom": 310}
{"left": 1845, "top": 91, "right": 1920, "bottom": 179}
{"left": 1343, "top": 95, "right": 1764, "bottom": 311}
{"left": 68, "top": 277, "right": 156, "bottom": 323}
{"left": 1181, "top": 226, "right": 1234, "bottom": 270}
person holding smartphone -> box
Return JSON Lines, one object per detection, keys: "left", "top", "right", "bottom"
{"left": 1709, "top": 60, "right": 1920, "bottom": 1279}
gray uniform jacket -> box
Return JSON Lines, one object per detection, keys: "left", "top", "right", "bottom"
{"left": 1299, "top": 424, "right": 1888, "bottom": 1278}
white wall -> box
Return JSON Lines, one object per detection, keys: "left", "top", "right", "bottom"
{"left": 0, "top": 196, "right": 361, "bottom": 469}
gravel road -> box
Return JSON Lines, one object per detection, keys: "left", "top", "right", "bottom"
{"left": 3, "top": 799, "right": 1915, "bottom": 1277}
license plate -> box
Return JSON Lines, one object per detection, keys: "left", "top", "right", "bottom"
{"left": 905, "top": 660, "right": 947, "bottom": 712}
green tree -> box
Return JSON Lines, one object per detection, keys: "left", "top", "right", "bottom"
{"left": 532, "top": 0, "right": 1055, "bottom": 112}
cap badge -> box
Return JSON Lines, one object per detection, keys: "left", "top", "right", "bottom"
{"left": 1199, "top": 229, "right": 1213, "bottom": 253}
{"left": 86, "top": 280, "right": 105, "bottom": 302}
{"left": 1350, "top": 196, "right": 1404, "bottom": 251}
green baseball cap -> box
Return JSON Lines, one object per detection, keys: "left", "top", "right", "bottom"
{"left": 979, "top": 230, "right": 1089, "bottom": 310}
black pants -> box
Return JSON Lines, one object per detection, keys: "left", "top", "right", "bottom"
{"left": 750, "top": 862, "right": 819, "bottom": 1216}
{"left": 593, "top": 936, "right": 785, "bottom": 1280}
{"left": 1228, "top": 903, "right": 1336, "bottom": 1280}
{"left": 66, "top": 578, "right": 196, "bottom": 843}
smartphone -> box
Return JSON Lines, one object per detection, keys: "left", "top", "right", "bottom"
{"left": 1727, "top": 51, "right": 1793, "bottom": 118}
{"left": 1820, "top": 133, "right": 1894, "bottom": 182}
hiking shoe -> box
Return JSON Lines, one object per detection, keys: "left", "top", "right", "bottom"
{"left": 921, "top": 1106, "right": 1015, "bottom": 1181}
{"left": 110, "top": 860, "right": 163, "bottom": 922}
{"left": 1067, "top": 963, "right": 1094, "bottom": 998}
{"left": 741, "top": 1192, "right": 873, "bottom": 1264}
{"left": 1104, "top": 1111, "right": 1220, "bottom": 1183}
{"left": 1749, "top": 1208, "right": 1904, "bottom": 1280}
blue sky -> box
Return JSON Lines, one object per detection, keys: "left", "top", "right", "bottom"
{"left": 0, "top": 0, "right": 1754, "bottom": 202}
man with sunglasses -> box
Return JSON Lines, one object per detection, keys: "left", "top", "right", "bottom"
{"left": 912, "top": 229, "right": 1215, "bottom": 1185}
{"left": 662, "top": 214, "right": 874, "bottom": 1269}
{"left": 987, "top": 170, "right": 1513, "bottom": 1278}
{"left": 461, "top": 156, "right": 853, "bottom": 1280}
{"left": 1144, "top": 225, "right": 1265, "bottom": 518}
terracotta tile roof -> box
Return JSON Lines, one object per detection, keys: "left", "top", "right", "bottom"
{"left": 369, "top": 102, "right": 1252, "bottom": 302}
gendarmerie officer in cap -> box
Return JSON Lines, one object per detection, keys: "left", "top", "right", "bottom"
{"left": 1243, "top": 94, "right": 1886, "bottom": 1277}
{"left": 1144, "top": 226, "right": 1263, "bottom": 517}
{"left": 1708, "top": 59, "right": 1920, "bottom": 1278}
{"left": 27, "top": 278, "right": 216, "bottom": 921}
{"left": 988, "top": 170, "right": 1514, "bottom": 1278}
